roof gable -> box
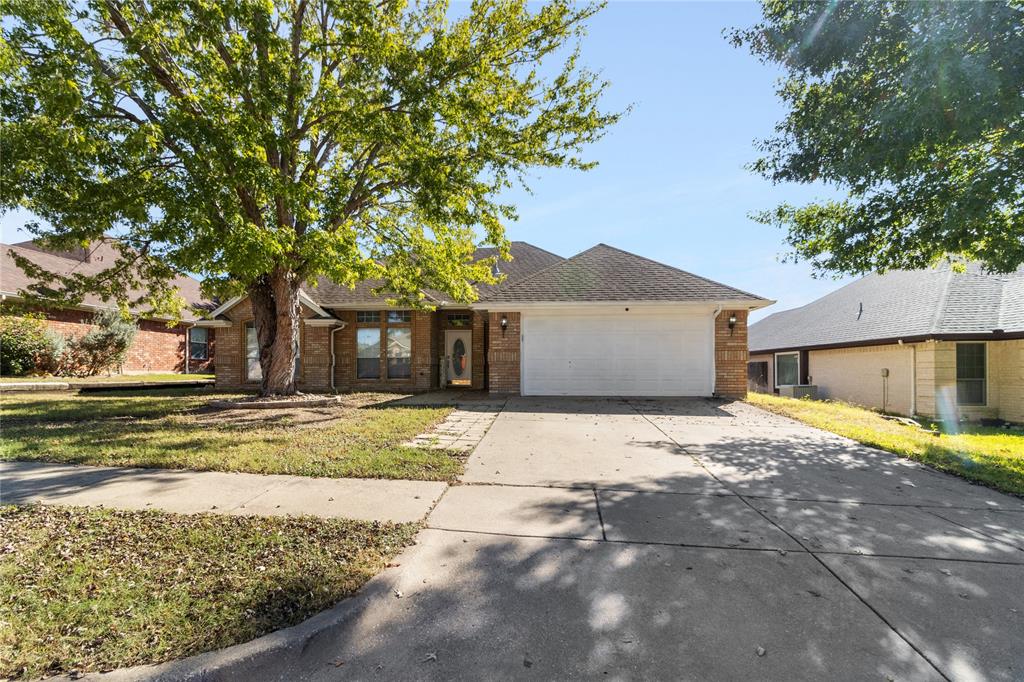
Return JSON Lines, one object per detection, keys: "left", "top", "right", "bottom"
{"left": 749, "top": 263, "right": 1024, "bottom": 352}
{"left": 480, "top": 243, "right": 769, "bottom": 304}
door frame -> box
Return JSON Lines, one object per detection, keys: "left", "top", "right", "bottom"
{"left": 444, "top": 328, "right": 472, "bottom": 386}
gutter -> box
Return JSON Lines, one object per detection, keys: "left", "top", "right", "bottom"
{"left": 467, "top": 299, "right": 774, "bottom": 311}
{"left": 750, "top": 330, "right": 1024, "bottom": 356}
{"left": 183, "top": 322, "right": 195, "bottom": 374}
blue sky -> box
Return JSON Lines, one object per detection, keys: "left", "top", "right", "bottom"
{"left": 0, "top": 1, "right": 853, "bottom": 322}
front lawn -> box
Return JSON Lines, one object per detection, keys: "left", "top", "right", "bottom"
{"left": 0, "top": 505, "right": 417, "bottom": 680}
{"left": 0, "top": 390, "right": 462, "bottom": 481}
{"left": 0, "top": 373, "right": 214, "bottom": 383}
{"left": 747, "top": 392, "right": 1024, "bottom": 496}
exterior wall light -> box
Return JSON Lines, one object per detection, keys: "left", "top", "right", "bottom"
{"left": 728, "top": 313, "right": 737, "bottom": 335}
{"left": 500, "top": 315, "right": 508, "bottom": 332}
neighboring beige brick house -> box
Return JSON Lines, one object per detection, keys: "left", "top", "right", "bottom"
{"left": 748, "top": 263, "right": 1024, "bottom": 424}
{"left": 1, "top": 239, "right": 215, "bottom": 374}
{"left": 206, "top": 243, "right": 771, "bottom": 398}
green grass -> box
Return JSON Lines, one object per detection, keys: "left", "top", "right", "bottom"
{"left": 0, "top": 389, "right": 463, "bottom": 481}
{"left": 0, "top": 373, "right": 214, "bottom": 383}
{"left": 0, "top": 505, "right": 417, "bottom": 680}
{"left": 747, "top": 392, "right": 1024, "bottom": 496}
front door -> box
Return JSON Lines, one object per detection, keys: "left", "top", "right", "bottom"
{"left": 445, "top": 329, "right": 472, "bottom": 386}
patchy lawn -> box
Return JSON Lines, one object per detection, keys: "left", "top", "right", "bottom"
{"left": 0, "top": 373, "right": 214, "bottom": 383}
{"left": 0, "top": 505, "right": 417, "bottom": 680}
{"left": 0, "top": 390, "right": 462, "bottom": 481}
{"left": 747, "top": 392, "right": 1024, "bottom": 496}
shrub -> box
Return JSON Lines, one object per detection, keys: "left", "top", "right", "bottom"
{"left": 59, "top": 310, "right": 138, "bottom": 377}
{"left": 0, "top": 314, "right": 63, "bottom": 376}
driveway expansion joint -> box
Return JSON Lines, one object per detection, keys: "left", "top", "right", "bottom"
{"left": 630, "top": 404, "right": 955, "bottom": 682}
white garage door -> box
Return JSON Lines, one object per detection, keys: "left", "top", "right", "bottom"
{"left": 521, "top": 309, "right": 714, "bottom": 396}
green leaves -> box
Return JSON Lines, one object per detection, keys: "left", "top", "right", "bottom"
{"left": 735, "top": 1, "right": 1024, "bottom": 275}
{"left": 2, "top": 0, "right": 618, "bottom": 306}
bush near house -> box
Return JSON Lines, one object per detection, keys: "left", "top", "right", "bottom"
{"left": 0, "top": 309, "right": 138, "bottom": 378}
{"left": 57, "top": 309, "right": 138, "bottom": 377}
{"left": 0, "top": 314, "right": 63, "bottom": 376}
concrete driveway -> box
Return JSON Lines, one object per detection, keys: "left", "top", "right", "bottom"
{"left": 294, "top": 397, "right": 1024, "bottom": 681}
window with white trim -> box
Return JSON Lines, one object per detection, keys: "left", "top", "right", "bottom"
{"left": 189, "top": 327, "right": 209, "bottom": 360}
{"left": 775, "top": 352, "right": 799, "bottom": 387}
{"left": 245, "top": 322, "right": 300, "bottom": 382}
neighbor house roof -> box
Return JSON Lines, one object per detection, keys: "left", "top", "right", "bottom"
{"left": 302, "top": 241, "right": 565, "bottom": 308}
{"left": 480, "top": 243, "right": 771, "bottom": 305}
{"left": 749, "top": 262, "right": 1024, "bottom": 354}
{"left": 1, "top": 239, "right": 211, "bottom": 321}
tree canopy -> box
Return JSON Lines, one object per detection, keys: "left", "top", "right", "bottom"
{"left": 733, "top": 0, "right": 1024, "bottom": 276}
{"left": 2, "top": 0, "right": 619, "bottom": 393}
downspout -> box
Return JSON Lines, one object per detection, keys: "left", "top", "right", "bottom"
{"left": 711, "top": 306, "right": 722, "bottom": 396}
{"left": 329, "top": 324, "right": 344, "bottom": 393}
{"left": 910, "top": 342, "right": 917, "bottom": 416}
{"left": 183, "top": 322, "right": 195, "bottom": 374}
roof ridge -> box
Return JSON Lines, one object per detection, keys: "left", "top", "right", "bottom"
{"left": 591, "top": 243, "right": 768, "bottom": 301}
{"left": 510, "top": 241, "right": 565, "bottom": 261}
{"left": 928, "top": 266, "right": 955, "bottom": 335}
{"left": 477, "top": 244, "right": 589, "bottom": 300}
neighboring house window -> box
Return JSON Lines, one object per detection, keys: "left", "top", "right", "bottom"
{"left": 357, "top": 327, "right": 381, "bottom": 379}
{"left": 245, "top": 322, "right": 300, "bottom": 382}
{"left": 775, "top": 352, "right": 799, "bottom": 387}
{"left": 747, "top": 361, "right": 768, "bottom": 390}
{"left": 189, "top": 327, "right": 209, "bottom": 360}
{"left": 956, "top": 343, "right": 986, "bottom": 406}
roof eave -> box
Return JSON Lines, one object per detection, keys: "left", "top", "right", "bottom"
{"left": 469, "top": 298, "right": 773, "bottom": 310}
{"left": 749, "top": 329, "right": 1024, "bottom": 355}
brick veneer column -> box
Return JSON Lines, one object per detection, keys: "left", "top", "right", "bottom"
{"left": 487, "top": 312, "right": 520, "bottom": 394}
{"left": 471, "top": 311, "right": 486, "bottom": 389}
{"left": 715, "top": 309, "right": 748, "bottom": 400}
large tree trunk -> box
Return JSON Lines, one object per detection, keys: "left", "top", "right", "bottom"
{"left": 249, "top": 268, "right": 301, "bottom": 396}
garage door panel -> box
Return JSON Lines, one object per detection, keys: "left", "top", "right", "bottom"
{"left": 522, "top": 311, "right": 713, "bottom": 396}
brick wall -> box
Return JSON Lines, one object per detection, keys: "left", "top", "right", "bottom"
{"left": 487, "top": 311, "right": 520, "bottom": 394}
{"left": 15, "top": 306, "right": 212, "bottom": 374}
{"left": 715, "top": 309, "right": 748, "bottom": 400}
{"left": 216, "top": 297, "right": 324, "bottom": 391}
{"left": 332, "top": 309, "right": 434, "bottom": 392}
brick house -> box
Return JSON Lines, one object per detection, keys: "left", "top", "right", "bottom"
{"left": 207, "top": 243, "right": 770, "bottom": 398}
{"left": 1, "top": 239, "right": 215, "bottom": 374}
{"left": 748, "top": 263, "right": 1024, "bottom": 423}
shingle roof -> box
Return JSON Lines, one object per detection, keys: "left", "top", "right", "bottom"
{"left": 1, "top": 239, "right": 211, "bottom": 320}
{"left": 749, "top": 263, "right": 1024, "bottom": 353}
{"left": 481, "top": 243, "right": 769, "bottom": 304}
{"left": 304, "top": 241, "right": 564, "bottom": 307}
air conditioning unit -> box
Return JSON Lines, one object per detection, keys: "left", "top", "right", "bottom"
{"left": 778, "top": 384, "right": 818, "bottom": 399}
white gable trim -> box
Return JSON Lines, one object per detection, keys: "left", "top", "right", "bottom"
{"left": 205, "top": 291, "right": 333, "bottom": 320}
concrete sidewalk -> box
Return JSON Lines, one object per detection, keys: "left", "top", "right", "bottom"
{"left": 0, "top": 461, "right": 446, "bottom": 523}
